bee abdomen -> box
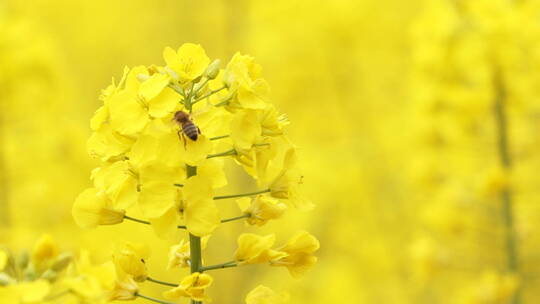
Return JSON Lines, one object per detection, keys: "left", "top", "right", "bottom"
{"left": 183, "top": 122, "right": 198, "bottom": 141}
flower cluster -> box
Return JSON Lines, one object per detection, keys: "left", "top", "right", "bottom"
{"left": 73, "top": 44, "right": 318, "bottom": 303}
{"left": 408, "top": 0, "right": 540, "bottom": 302}
{"left": 0, "top": 235, "right": 119, "bottom": 304}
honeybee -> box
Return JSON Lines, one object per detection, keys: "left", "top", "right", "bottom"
{"left": 173, "top": 111, "right": 201, "bottom": 146}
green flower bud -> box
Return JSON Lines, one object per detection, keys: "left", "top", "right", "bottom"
{"left": 41, "top": 269, "right": 58, "bottom": 281}
{"left": 51, "top": 253, "right": 72, "bottom": 272}
{"left": 205, "top": 59, "right": 221, "bottom": 80}
{"left": 0, "top": 273, "right": 12, "bottom": 286}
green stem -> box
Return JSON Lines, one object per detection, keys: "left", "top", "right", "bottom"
{"left": 168, "top": 84, "right": 185, "bottom": 97}
{"left": 193, "top": 86, "right": 227, "bottom": 104}
{"left": 207, "top": 149, "right": 237, "bottom": 159}
{"left": 200, "top": 261, "right": 238, "bottom": 272}
{"left": 137, "top": 293, "right": 177, "bottom": 304}
{"left": 186, "top": 164, "right": 202, "bottom": 304}
{"left": 124, "top": 215, "right": 150, "bottom": 225}
{"left": 209, "top": 135, "right": 230, "bottom": 141}
{"left": 146, "top": 277, "right": 178, "bottom": 287}
{"left": 214, "top": 189, "right": 270, "bottom": 200}
{"left": 493, "top": 70, "right": 520, "bottom": 304}
{"left": 221, "top": 214, "right": 250, "bottom": 223}
{"left": 125, "top": 215, "right": 186, "bottom": 229}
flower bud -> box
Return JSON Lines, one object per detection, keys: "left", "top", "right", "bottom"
{"left": 0, "top": 273, "right": 13, "bottom": 286}
{"left": 40, "top": 269, "right": 58, "bottom": 281}
{"left": 137, "top": 74, "right": 150, "bottom": 82}
{"left": 51, "top": 253, "right": 73, "bottom": 272}
{"left": 205, "top": 59, "right": 221, "bottom": 80}
{"left": 17, "top": 252, "right": 29, "bottom": 270}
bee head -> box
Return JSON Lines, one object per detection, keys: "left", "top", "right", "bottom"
{"left": 173, "top": 111, "right": 190, "bottom": 124}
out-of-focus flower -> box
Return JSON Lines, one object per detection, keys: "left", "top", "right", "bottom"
{"left": 245, "top": 285, "right": 289, "bottom": 304}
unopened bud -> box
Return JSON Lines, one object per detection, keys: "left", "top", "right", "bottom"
{"left": 205, "top": 59, "right": 221, "bottom": 80}
{"left": 52, "top": 253, "right": 73, "bottom": 272}
{"left": 23, "top": 263, "right": 37, "bottom": 281}
{"left": 41, "top": 269, "right": 58, "bottom": 281}
{"left": 17, "top": 252, "right": 29, "bottom": 269}
{"left": 136, "top": 74, "right": 150, "bottom": 82}
{"left": 0, "top": 273, "right": 12, "bottom": 286}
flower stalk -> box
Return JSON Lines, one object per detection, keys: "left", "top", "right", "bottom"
{"left": 214, "top": 189, "right": 270, "bottom": 200}
{"left": 493, "top": 71, "right": 520, "bottom": 304}
{"left": 137, "top": 293, "right": 177, "bottom": 304}
{"left": 200, "top": 261, "right": 237, "bottom": 272}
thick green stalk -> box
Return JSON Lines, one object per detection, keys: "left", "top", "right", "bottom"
{"left": 186, "top": 165, "right": 202, "bottom": 304}
{"left": 493, "top": 71, "right": 520, "bottom": 304}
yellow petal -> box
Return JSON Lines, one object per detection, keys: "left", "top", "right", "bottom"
{"left": 108, "top": 90, "right": 149, "bottom": 136}
{"left": 139, "top": 73, "right": 170, "bottom": 101}
{"left": 182, "top": 134, "right": 213, "bottom": 166}
{"left": 176, "top": 43, "right": 211, "bottom": 81}
{"left": 90, "top": 105, "right": 109, "bottom": 131}
{"left": 72, "top": 188, "right": 125, "bottom": 228}
{"left": 87, "top": 124, "right": 134, "bottom": 161}
{"left": 150, "top": 205, "right": 182, "bottom": 240}
{"left": 148, "top": 87, "right": 179, "bottom": 118}
{"left": 138, "top": 181, "right": 180, "bottom": 219}
{"left": 235, "top": 234, "right": 278, "bottom": 264}
{"left": 231, "top": 110, "right": 261, "bottom": 150}
{"left": 198, "top": 159, "right": 227, "bottom": 189}
{"left": 184, "top": 176, "right": 220, "bottom": 236}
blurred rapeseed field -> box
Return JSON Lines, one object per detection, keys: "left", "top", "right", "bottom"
{"left": 1, "top": 0, "right": 540, "bottom": 303}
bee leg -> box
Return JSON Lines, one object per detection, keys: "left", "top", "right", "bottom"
{"left": 182, "top": 133, "right": 187, "bottom": 150}
{"left": 177, "top": 130, "right": 187, "bottom": 149}
{"left": 197, "top": 127, "right": 201, "bottom": 134}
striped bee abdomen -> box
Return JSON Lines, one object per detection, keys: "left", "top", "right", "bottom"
{"left": 183, "top": 122, "right": 199, "bottom": 141}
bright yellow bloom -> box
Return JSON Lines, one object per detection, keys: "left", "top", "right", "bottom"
{"left": 107, "top": 66, "right": 178, "bottom": 137}
{"left": 270, "top": 231, "right": 319, "bottom": 278}
{"left": 113, "top": 242, "right": 150, "bottom": 282}
{"left": 109, "top": 275, "right": 138, "bottom": 301}
{"left": 137, "top": 161, "right": 183, "bottom": 219}
{"left": 163, "top": 43, "right": 210, "bottom": 82}
{"left": 87, "top": 124, "right": 134, "bottom": 162}
{"left": 269, "top": 148, "right": 313, "bottom": 210}
{"left": 163, "top": 272, "right": 213, "bottom": 302}
{"left": 237, "top": 196, "right": 287, "bottom": 226}
{"left": 197, "top": 159, "right": 227, "bottom": 189}
{"left": 224, "top": 53, "right": 269, "bottom": 109}
{"left": 182, "top": 175, "right": 220, "bottom": 236}
{"left": 235, "top": 234, "right": 286, "bottom": 265}
{"left": 91, "top": 160, "right": 138, "bottom": 209}
{"left": 260, "top": 105, "right": 289, "bottom": 136}
{"left": 245, "top": 285, "right": 289, "bottom": 304}
{"left": 72, "top": 188, "right": 125, "bottom": 228}
{"left": 231, "top": 110, "right": 262, "bottom": 150}
{"left": 128, "top": 119, "right": 185, "bottom": 169}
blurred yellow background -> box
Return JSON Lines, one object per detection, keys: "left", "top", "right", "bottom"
{"left": 2, "top": 0, "right": 540, "bottom": 303}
